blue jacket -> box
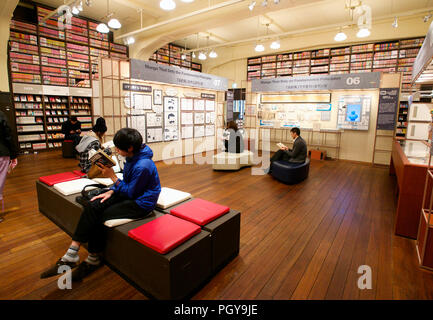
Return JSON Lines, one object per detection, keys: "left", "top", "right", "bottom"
{"left": 110, "top": 144, "right": 161, "bottom": 211}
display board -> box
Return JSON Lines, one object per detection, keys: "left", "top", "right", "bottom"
{"left": 377, "top": 88, "right": 399, "bottom": 130}
{"left": 337, "top": 95, "right": 372, "bottom": 130}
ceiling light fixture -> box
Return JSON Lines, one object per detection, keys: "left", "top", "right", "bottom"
{"left": 181, "top": 0, "right": 195, "bottom": 2}
{"left": 198, "top": 52, "right": 207, "bottom": 60}
{"left": 248, "top": 1, "right": 256, "bottom": 11}
{"left": 71, "top": 6, "right": 80, "bottom": 15}
{"left": 261, "top": 0, "right": 268, "bottom": 7}
{"left": 392, "top": 16, "right": 398, "bottom": 28}
{"left": 255, "top": 43, "right": 264, "bottom": 52}
{"left": 96, "top": 22, "right": 109, "bottom": 33}
{"left": 181, "top": 53, "right": 186, "bottom": 60}
{"left": 334, "top": 28, "right": 347, "bottom": 41}
{"left": 209, "top": 50, "right": 218, "bottom": 58}
{"left": 108, "top": 17, "right": 121, "bottom": 29}
{"left": 125, "top": 36, "right": 135, "bottom": 45}
{"left": 192, "top": 52, "right": 196, "bottom": 58}
{"left": 273, "top": 0, "right": 280, "bottom": 4}
{"left": 270, "top": 40, "right": 280, "bottom": 49}
{"left": 357, "top": 27, "right": 370, "bottom": 38}
{"left": 160, "top": 0, "right": 176, "bottom": 11}
{"left": 77, "top": 1, "right": 83, "bottom": 11}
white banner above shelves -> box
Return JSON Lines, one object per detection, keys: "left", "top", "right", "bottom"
{"left": 130, "top": 59, "right": 228, "bottom": 91}
{"left": 251, "top": 72, "right": 381, "bottom": 92}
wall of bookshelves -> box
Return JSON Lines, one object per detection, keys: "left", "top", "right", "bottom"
{"left": 9, "top": 3, "right": 128, "bottom": 153}
{"left": 149, "top": 43, "right": 202, "bottom": 72}
{"left": 247, "top": 37, "right": 423, "bottom": 95}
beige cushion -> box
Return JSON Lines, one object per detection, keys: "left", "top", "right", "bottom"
{"left": 157, "top": 187, "right": 192, "bottom": 209}
{"left": 104, "top": 218, "right": 136, "bottom": 228}
{"left": 53, "top": 178, "right": 97, "bottom": 196}
{"left": 92, "top": 173, "right": 124, "bottom": 186}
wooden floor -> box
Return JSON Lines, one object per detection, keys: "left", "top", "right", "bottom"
{"left": 1, "top": 150, "right": 433, "bottom": 300}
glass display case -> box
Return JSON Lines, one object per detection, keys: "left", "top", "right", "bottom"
{"left": 400, "top": 140, "right": 432, "bottom": 165}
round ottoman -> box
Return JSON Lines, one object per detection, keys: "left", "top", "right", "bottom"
{"left": 270, "top": 158, "right": 310, "bottom": 185}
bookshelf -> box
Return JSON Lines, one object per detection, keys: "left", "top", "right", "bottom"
{"left": 149, "top": 43, "right": 202, "bottom": 72}
{"left": 14, "top": 92, "right": 94, "bottom": 153}
{"left": 247, "top": 37, "right": 423, "bottom": 95}
{"left": 396, "top": 100, "right": 409, "bottom": 138}
{"left": 9, "top": 2, "right": 128, "bottom": 153}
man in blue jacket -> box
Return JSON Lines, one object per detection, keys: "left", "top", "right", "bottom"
{"left": 41, "top": 128, "right": 161, "bottom": 282}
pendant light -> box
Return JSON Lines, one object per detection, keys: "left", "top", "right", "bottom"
{"left": 72, "top": 6, "right": 80, "bottom": 15}
{"left": 356, "top": 27, "right": 370, "bottom": 38}
{"left": 334, "top": 27, "right": 347, "bottom": 41}
{"left": 270, "top": 40, "right": 280, "bottom": 49}
{"left": 160, "top": 0, "right": 176, "bottom": 11}
{"left": 108, "top": 17, "right": 121, "bottom": 29}
{"left": 209, "top": 50, "right": 217, "bottom": 58}
{"left": 96, "top": 22, "right": 109, "bottom": 33}
{"left": 198, "top": 52, "right": 207, "bottom": 60}
{"left": 255, "top": 44, "right": 264, "bottom": 52}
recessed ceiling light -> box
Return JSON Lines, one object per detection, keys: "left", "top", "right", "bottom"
{"left": 160, "top": 0, "right": 176, "bottom": 11}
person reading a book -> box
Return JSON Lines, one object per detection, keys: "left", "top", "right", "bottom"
{"left": 62, "top": 116, "right": 82, "bottom": 147}
{"left": 223, "top": 121, "right": 244, "bottom": 154}
{"left": 268, "top": 127, "right": 307, "bottom": 172}
{"left": 76, "top": 117, "right": 112, "bottom": 174}
{"left": 41, "top": 128, "right": 161, "bottom": 282}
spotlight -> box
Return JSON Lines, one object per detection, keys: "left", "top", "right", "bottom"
{"left": 270, "top": 40, "right": 280, "bottom": 49}
{"left": 255, "top": 44, "right": 264, "bottom": 52}
{"left": 198, "top": 52, "right": 207, "bottom": 60}
{"left": 181, "top": 53, "right": 186, "bottom": 60}
{"left": 71, "top": 6, "right": 79, "bottom": 15}
{"left": 192, "top": 52, "right": 196, "bottom": 58}
{"left": 108, "top": 18, "right": 121, "bottom": 29}
{"left": 261, "top": 0, "right": 268, "bottom": 7}
{"left": 248, "top": 1, "right": 256, "bottom": 11}
{"left": 160, "top": 0, "right": 176, "bottom": 11}
{"left": 86, "top": 0, "right": 92, "bottom": 6}
{"left": 334, "top": 30, "right": 347, "bottom": 41}
{"left": 273, "top": 0, "right": 280, "bottom": 3}
{"left": 125, "top": 36, "right": 135, "bottom": 45}
{"left": 424, "top": 14, "right": 432, "bottom": 22}
{"left": 77, "top": 1, "right": 83, "bottom": 11}
{"left": 392, "top": 16, "right": 398, "bottom": 28}
{"left": 209, "top": 50, "right": 217, "bottom": 58}
{"left": 356, "top": 28, "right": 370, "bottom": 38}
{"left": 96, "top": 23, "right": 109, "bottom": 33}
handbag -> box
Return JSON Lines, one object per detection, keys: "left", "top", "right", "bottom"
{"left": 75, "top": 183, "right": 110, "bottom": 207}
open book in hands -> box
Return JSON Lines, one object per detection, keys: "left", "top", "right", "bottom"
{"left": 89, "top": 149, "right": 116, "bottom": 168}
{"left": 276, "top": 142, "right": 287, "bottom": 149}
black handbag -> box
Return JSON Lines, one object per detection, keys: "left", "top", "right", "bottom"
{"left": 75, "top": 184, "right": 110, "bottom": 207}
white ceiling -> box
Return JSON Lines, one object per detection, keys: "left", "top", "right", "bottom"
{"left": 27, "top": 0, "right": 433, "bottom": 50}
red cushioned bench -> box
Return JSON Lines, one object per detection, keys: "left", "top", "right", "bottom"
{"left": 39, "top": 171, "right": 83, "bottom": 186}
{"left": 36, "top": 181, "right": 213, "bottom": 299}
{"left": 157, "top": 198, "right": 241, "bottom": 273}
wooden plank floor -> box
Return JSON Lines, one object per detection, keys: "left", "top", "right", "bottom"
{"left": 1, "top": 150, "right": 433, "bottom": 299}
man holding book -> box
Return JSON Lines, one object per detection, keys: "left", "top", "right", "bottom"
{"left": 41, "top": 128, "right": 161, "bottom": 282}
{"left": 269, "top": 127, "right": 307, "bottom": 170}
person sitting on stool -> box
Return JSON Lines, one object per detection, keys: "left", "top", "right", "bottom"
{"left": 269, "top": 127, "right": 307, "bottom": 171}
{"left": 62, "top": 116, "right": 82, "bottom": 147}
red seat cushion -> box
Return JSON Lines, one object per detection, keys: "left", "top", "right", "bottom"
{"left": 73, "top": 170, "right": 87, "bottom": 177}
{"left": 128, "top": 214, "right": 201, "bottom": 254}
{"left": 39, "top": 172, "right": 81, "bottom": 186}
{"left": 170, "top": 198, "right": 230, "bottom": 226}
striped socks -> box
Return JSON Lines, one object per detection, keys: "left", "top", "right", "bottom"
{"left": 61, "top": 245, "right": 80, "bottom": 263}
{"left": 85, "top": 253, "right": 101, "bottom": 266}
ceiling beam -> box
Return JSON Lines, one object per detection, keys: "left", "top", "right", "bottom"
{"left": 111, "top": 0, "right": 161, "bottom": 19}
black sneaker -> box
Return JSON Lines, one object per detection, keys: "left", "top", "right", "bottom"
{"left": 40, "top": 259, "right": 79, "bottom": 279}
{"left": 71, "top": 261, "right": 102, "bottom": 282}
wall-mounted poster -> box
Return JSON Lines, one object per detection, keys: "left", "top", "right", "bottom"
{"left": 153, "top": 89, "right": 162, "bottom": 105}
{"left": 194, "top": 99, "right": 205, "bottom": 111}
{"left": 164, "top": 96, "right": 178, "bottom": 112}
{"left": 164, "top": 127, "right": 179, "bottom": 141}
{"left": 194, "top": 125, "right": 204, "bottom": 137}
{"left": 206, "top": 112, "right": 215, "bottom": 124}
{"left": 181, "top": 98, "right": 193, "bottom": 111}
{"left": 205, "top": 100, "right": 215, "bottom": 111}
{"left": 181, "top": 112, "right": 193, "bottom": 125}
{"left": 194, "top": 112, "right": 205, "bottom": 124}
{"left": 133, "top": 94, "right": 152, "bottom": 110}
{"left": 153, "top": 104, "right": 162, "bottom": 113}
{"left": 337, "top": 95, "right": 371, "bottom": 130}
{"left": 146, "top": 112, "right": 162, "bottom": 127}
{"left": 147, "top": 128, "right": 163, "bottom": 143}
{"left": 127, "top": 115, "right": 146, "bottom": 133}
{"left": 182, "top": 126, "right": 193, "bottom": 139}
{"left": 205, "top": 125, "right": 215, "bottom": 136}
{"left": 165, "top": 111, "right": 178, "bottom": 126}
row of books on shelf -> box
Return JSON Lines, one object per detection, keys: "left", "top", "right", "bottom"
{"left": 16, "top": 116, "right": 43, "bottom": 124}
{"left": 16, "top": 110, "right": 43, "bottom": 116}
{"left": 47, "top": 125, "right": 62, "bottom": 131}
{"left": 18, "top": 134, "right": 46, "bottom": 142}
{"left": 46, "top": 110, "right": 68, "bottom": 115}
{"left": 14, "top": 102, "right": 43, "bottom": 110}
{"left": 46, "top": 117, "right": 68, "bottom": 123}
{"left": 17, "top": 124, "right": 43, "bottom": 132}
{"left": 20, "top": 141, "right": 62, "bottom": 150}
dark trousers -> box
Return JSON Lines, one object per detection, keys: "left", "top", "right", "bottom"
{"left": 65, "top": 134, "right": 82, "bottom": 148}
{"left": 270, "top": 149, "right": 291, "bottom": 163}
{"left": 72, "top": 193, "right": 152, "bottom": 253}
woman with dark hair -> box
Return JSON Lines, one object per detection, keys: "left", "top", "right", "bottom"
{"left": 41, "top": 128, "right": 161, "bottom": 282}
{"left": 224, "top": 121, "right": 244, "bottom": 153}
{"left": 75, "top": 117, "right": 112, "bottom": 174}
